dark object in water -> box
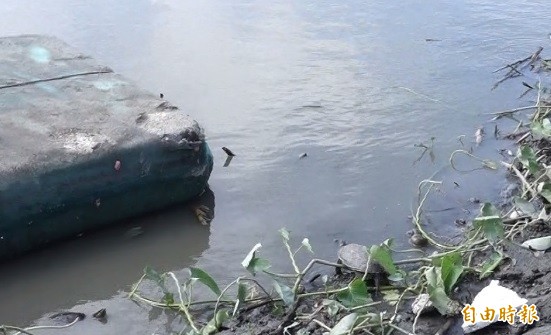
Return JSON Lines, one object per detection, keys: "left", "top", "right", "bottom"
{"left": 93, "top": 308, "right": 107, "bottom": 323}
{"left": 222, "top": 146, "right": 236, "bottom": 157}
{"left": 93, "top": 308, "right": 106, "bottom": 318}
{"left": 223, "top": 156, "right": 234, "bottom": 167}
{"left": 409, "top": 232, "right": 428, "bottom": 247}
{"left": 160, "top": 93, "right": 164, "bottom": 99}
{"left": 299, "top": 153, "right": 308, "bottom": 159}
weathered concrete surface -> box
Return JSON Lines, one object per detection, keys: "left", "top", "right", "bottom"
{"left": 0, "top": 35, "right": 213, "bottom": 260}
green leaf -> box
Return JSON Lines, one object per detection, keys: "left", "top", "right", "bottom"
{"left": 382, "top": 238, "right": 395, "bottom": 248}
{"left": 248, "top": 258, "right": 271, "bottom": 275}
{"left": 241, "top": 243, "right": 262, "bottom": 268}
{"left": 531, "top": 118, "right": 551, "bottom": 138}
{"left": 336, "top": 278, "right": 372, "bottom": 308}
{"left": 387, "top": 269, "right": 406, "bottom": 282}
{"left": 425, "top": 266, "right": 441, "bottom": 288}
{"left": 241, "top": 243, "right": 270, "bottom": 275}
{"left": 381, "top": 289, "right": 401, "bottom": 306}
{"left": 301, "top": 238, "right": 314, "bottom": 253}
{"left": 144, "top": 266, "right": 167, "bottom": 292}
{"left": 279, "top": 228, "right": 290, "bottom": 241}
{"left": 189, "top": 267, "right": 221, "bottom": 296}
{"left": 272, "top": 303, "right": 285, "bottom": 316}
{"left": 273, "top": 281, "right": 295, "bottom": 306}
{"left": 479, "top": 251, "right": 504, "bottom": 279}
{"left": 202, "top": 310, "right": 230, "bottom": 335}
{"left": 233, "top": 280, "right": 248, "bottom": 316}
{"left": 518, "top": 145, "right": 540, "bottom": 174}
{"left": 480, "top": 202, "right": 499, "bottom": 217}
{"left": 440, "top": 252, "right": 463, "bottom": 294}
{"left": 369, "top": 244, "right": 397, "bottom": 275}
{"left": 322, "top": 299, "right": 343, "bottom": 318}
{"left": 473, "top": 203, "right": 504, "bottom": 242}
{"left": 237, "top": 282, "right": 247, "bottom": 302}
{"left": 425, "top": 267, "right": 454, "bottom": 315}
{"left": 513, "top": 196, "right": 537, "bottom": 215}
{"left": 537, "top": 182, "right": 551, "bottom": 203}
{"left": 161, "top": 292, "right": 174, "bottom": 305}
{"left": 329, "top": 313, "right": 358, "bottom": 335}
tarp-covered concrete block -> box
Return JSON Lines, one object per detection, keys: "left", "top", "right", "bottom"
{"left": 0, "top": 35, "right": 213, "bottom": 260}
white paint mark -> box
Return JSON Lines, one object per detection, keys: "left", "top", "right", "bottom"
{"left": 60, "top": 132, "right": 112, "bottom": 154}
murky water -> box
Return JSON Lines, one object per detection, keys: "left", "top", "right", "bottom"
{"left": 1, "top": 0, "right": 550, "bottom": 332}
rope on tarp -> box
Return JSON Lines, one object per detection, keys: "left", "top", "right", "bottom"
{"left": 0, "top": 69, "right": 114, "bottom": 90}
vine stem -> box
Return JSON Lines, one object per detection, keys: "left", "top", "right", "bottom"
{"left": 413, "top": 181, "right": 456, "bottom": 250}
{"left": 6, "top": 316, "right": 82, "bottom": 335}
{"left": 1, "top": 326, "right": 35, "bottom": 335}
{"left": 292, "top": 259, "right": 343, "bottom": 294}
{"left": 128, "top": 273, "right": 146, "bottom": 298}
{"left": 168, "top": 272, "right": 199, "bottom": 333}
{"left": 213, "top": 277, "right": 273, "bottom": 324}
{"left": 283, "top": 239, "right": 301, "bottom": 274}
{"left": 449, "top": 150, "right": 497, "bottom": 172}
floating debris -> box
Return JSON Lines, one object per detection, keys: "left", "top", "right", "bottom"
{"left": 454, "top": 219, "right": 467, "bottom": 226}
{"left": 192, "top": 205, "right": 211, "bottom": 226}
{"left": 409, "top": 232, "right": 428, "bottom": 247}
{"left": 475, "top": 127, "right": 484, "bottom": 146}
{"left": 223, "top": 156, "right": 233, "bottom": 167}
{"left": 93, "top": 308, "right": 107, "bottom": 323}
{"left": 93, "top": 308, "right": 106, "bottom": 319}
{"left": 114, "top": 160, "right": 121, "bottom": 171}
{"left": 222, "top": 147, "right": 236, "bottom": 157}
{"left": 468, "top": 197, "right": 481, "bottom": 204}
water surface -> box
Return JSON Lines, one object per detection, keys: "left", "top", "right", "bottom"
{"left": 0, "top": 0, "right": 549, "bottom": 332}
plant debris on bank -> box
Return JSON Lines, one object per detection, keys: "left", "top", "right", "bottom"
{"left": 3, "top": 49, "right": 551, "bottom": 335}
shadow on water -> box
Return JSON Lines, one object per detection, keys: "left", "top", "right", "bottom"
{"left": 0, "top": 187, "right": 216, "bottom": 326}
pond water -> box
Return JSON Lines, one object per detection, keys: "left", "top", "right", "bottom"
{"left": 0, "top": 0, "right": 549, "bottom": 333}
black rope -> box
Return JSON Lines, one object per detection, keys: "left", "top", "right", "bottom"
{"left": 0, "top": 69, "right": 113, "bottom": 90}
